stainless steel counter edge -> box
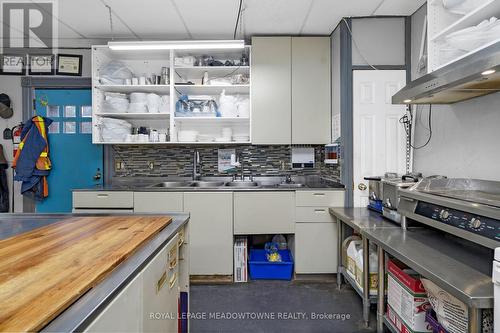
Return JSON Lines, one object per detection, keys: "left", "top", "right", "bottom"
{"left": 72, "top": 186, "right": 346, "bottom": 192}
{"left": 360, "top": 227, "right": 493, "bottom": 309}
{"left": 41, "top": 213, "right": 190, "bottom": 333}
{"left": 328, "top": 207, "right": 403, "bottom": 232}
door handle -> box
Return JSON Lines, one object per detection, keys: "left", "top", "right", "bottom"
{"left": 358, "top": 183, "right": 367, "bottom": 191}
{"left": 94, "top": 168, "right": 102, "bottom": 181}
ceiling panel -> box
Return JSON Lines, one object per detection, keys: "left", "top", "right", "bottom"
{"left": 241, "top": 0, "right": 313, "bottom": 35}
{"left": 373, "top": 0, "right": 426, "bottom": 16}
{"left": 174, "top": 0, "right": 239, "bottom": 39}
{"left": 54, "top": 0, "right": 425, "bottom": 44}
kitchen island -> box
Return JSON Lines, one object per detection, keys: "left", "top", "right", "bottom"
{"left": 0, "top": 213, "right": 189, "bottom": 332}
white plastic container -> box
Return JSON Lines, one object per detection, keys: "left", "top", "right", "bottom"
{"left": 346, "top": 240, "right": 362, "bottom": 278}
{"left": 354, "top": 244, "right": 379, "bottom": 295}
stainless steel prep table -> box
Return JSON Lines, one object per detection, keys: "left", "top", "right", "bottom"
{"left": 362, "top": 226, "right": 493, "bottom": 333}
{"left": 329, "top": 207, "right": 401, "bottom": 327}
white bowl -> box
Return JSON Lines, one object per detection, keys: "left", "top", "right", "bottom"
{"left": 128, "top": 102, "right": 147, "bottom": 113}
{"left": 130, "top": 92, "right": 147, "bottom": 103}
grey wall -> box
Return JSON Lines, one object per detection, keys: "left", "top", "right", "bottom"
{"left": 331, "top": 27, "right": 341, "bottom": 141}
{"left": 410, "top": 6, "right": 500, "bottom": 180}
{"left": 0, "top": 48, "right": 92, "bottom": 211}
{"left": 351, "top": 17, "right": 406, "bottom": 66}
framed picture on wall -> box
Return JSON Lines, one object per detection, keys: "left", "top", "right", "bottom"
{"left": 0, "top": 55, "right": 26, "bottom": 75}
{"left": 56, "top": 54, "right": 82, "bottom": 76}
{"left": 28, "top": 55, "right": 55, "bottom": 75}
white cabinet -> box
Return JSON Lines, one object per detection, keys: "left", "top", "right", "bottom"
{"left": 134, "top": 192, "right": 183, "bottom": 213}
{"left": 251, "top": 36, "right": 331, "bottom": 145}
{"left": 295, "top": 190, "right": 344, "bottom": 274}
{"left": 73, "top": 191, "right": 134, "bottom": 209}
{"left": 84, "top": 272, "right": 144, "bottom": 333}
{"left": 84, "top": 235, "right": 180, "bottom": 333}
{"left": 184, "top": 192, "right": 233, "bottom": 275}
{"left": 234, "top": 192, "right": 295, "bottom": 234}
{"left": 295, "top": 223, "right": 338, "bottom": 274}
{"left": 142, "top": 234, "right": 179, "bottom": 333}
{"left": 251, "top": 37, "right": 292, "bottom": 144}
{"left": 427, "top": 0, "right": 500, "bottom": 72}
{"left": 295, "top": 190, "right": 344, "bottom": 207}
{"left": 291, "top": 37, "right": 331, "bottom": 144}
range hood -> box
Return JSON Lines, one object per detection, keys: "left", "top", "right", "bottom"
{"left": 393, "top": 42, "right": 500, "bottom": 104}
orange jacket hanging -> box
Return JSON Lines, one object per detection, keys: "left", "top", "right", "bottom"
{"left": 12, "top": 116, "right": 52, "bottom": 200}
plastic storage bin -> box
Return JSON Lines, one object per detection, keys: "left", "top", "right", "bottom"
{"left": 248, "top": 249, "right": 294, "bottom": 280}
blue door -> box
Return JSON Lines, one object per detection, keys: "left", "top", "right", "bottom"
{"left": 34, "top": 89, "right": 103, "bottom": 213}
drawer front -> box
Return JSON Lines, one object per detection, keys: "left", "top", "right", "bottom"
{"left": 134, "top": 192, "right": 183, "bottom": 213}
{"left": 73, "top": 191, "right": 133, "bottom": 209}
{"left": 295, "top": 206, "right": 335, "bottom": 223}
{"left": 295, "top": 190, "right": 344, "bottom": 207}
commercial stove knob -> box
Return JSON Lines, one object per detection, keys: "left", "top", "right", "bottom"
{"left": 470, "top": 218, "right": 482, "bottom": 229}
{"left": 439, "top": 210, "right": 450, "bottom": 220}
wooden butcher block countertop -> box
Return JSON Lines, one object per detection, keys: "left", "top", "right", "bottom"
{"left": 0, "top": 215, "right": 172, "bottom": 332}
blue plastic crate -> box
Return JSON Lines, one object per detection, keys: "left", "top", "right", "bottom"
{"left": 248, "top": 249, "right": 294, "bottom": 280}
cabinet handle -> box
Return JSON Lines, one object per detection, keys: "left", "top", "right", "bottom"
{"left": 313, "top": 193, "right": 325, "bottom": 196}
{"left": 314, "top": 209, "right": 326, "bottom": 213}
{"left": 169, "top": 272, "right": 178, "bottom": 289}
{"left": 156, "top": 271, "right": 167, "bottom": 293}
{"left": 169, "top": 257, "right": 177, "bottom": 269}
{"left": 97, "top": 194, "right": 109, "bottom": 198}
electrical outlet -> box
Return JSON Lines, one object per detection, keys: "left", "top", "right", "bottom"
{"left": 115, "top": 161, "right": 125, "bottom": 171}
{"left": 148, "top": 161, "right": 155, "bottom": 170}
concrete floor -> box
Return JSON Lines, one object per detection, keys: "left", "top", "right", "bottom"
{"left": 190, "top": 281, "right": 377, "bottom": 333}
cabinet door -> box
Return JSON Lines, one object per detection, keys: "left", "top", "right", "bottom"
{"left": 295, "top": 223, "right": 338, "bottom": 274}
{"left": 184, "top": 192, "right": 233, "bottom": 275}
{"left": 84, "top": 273, "right": 143, "bottom": 332}
{"left": 234, "top": 192, "right": 295, "bottom": 234}
{"left": 142, "top": 235, "right": 179, "bottom": 333}
{"left": 251, "top": 37, "right": 292, "bottom": 144}
{"left": 134, "top": 192, "right": 183, "bottom": 213}
{"left": 291, "top": 37, "right": 331, "bottom": 144}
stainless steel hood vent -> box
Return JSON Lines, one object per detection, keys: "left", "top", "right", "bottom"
{"left": 393, "top": 42, "right": 500, "bottom": 104}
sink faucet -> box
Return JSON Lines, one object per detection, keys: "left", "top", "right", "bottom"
{"left": 193, "top": 150, "right": 201, "bottom": 180}
{"left": 231, "top": 152, "right": 247, "bottom": 181}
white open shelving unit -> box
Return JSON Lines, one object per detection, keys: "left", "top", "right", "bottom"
{"left": 91, "top": 44, "right": 251, "bottom": 144}
{"left": 427, "top": 0, "right": 500, "bottom": 72}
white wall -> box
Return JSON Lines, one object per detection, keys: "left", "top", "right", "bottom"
{"left": 0, "top": 49, "right": 92, "bottom": 212}
{"left": 410, "top": 5, "right": 500, "bottom": 181}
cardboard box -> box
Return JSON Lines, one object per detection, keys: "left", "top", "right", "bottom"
{"left": 387, "top": 259, "right": 431, "bottom": 333}
{"left": 234, "top": 237, "right": 248, "bottom": 283}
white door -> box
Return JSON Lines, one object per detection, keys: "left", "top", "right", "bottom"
{"left": 353, "top": 70, "right": 407, "bottom": 207}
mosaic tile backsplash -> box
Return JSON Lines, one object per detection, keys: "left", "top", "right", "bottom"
{"left": 112, "top": 145, "right": 340, "bottom": 180}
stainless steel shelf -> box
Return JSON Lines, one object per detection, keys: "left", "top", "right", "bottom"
{"left": 362, "top": 227, "right": 493, "bottom": 308}
{"left": 383, "top": 316, "right": 398, "bottom": 333}
{"left": 340, "top": 267, "right": 378, "bottom": 304}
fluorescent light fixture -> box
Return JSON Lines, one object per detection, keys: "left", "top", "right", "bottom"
{"left": 403, "top": 99, "right": 412, "bottom": 103}
{"left": 481, "top": 69, "right": 496, "bottom": 76}
{"left": 108, "top": 40, "right": 245, "bottom": 51}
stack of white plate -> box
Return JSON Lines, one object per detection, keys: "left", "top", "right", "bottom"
{"left": 178, "top": 130, "right": 198, "bottom": 142}
{"left": 197, "top": 134, "right": 214, "bottom": 142}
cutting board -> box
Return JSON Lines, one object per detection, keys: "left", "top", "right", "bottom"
{"left": 0, "top": 215, "right": 172, "bottom": 332}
